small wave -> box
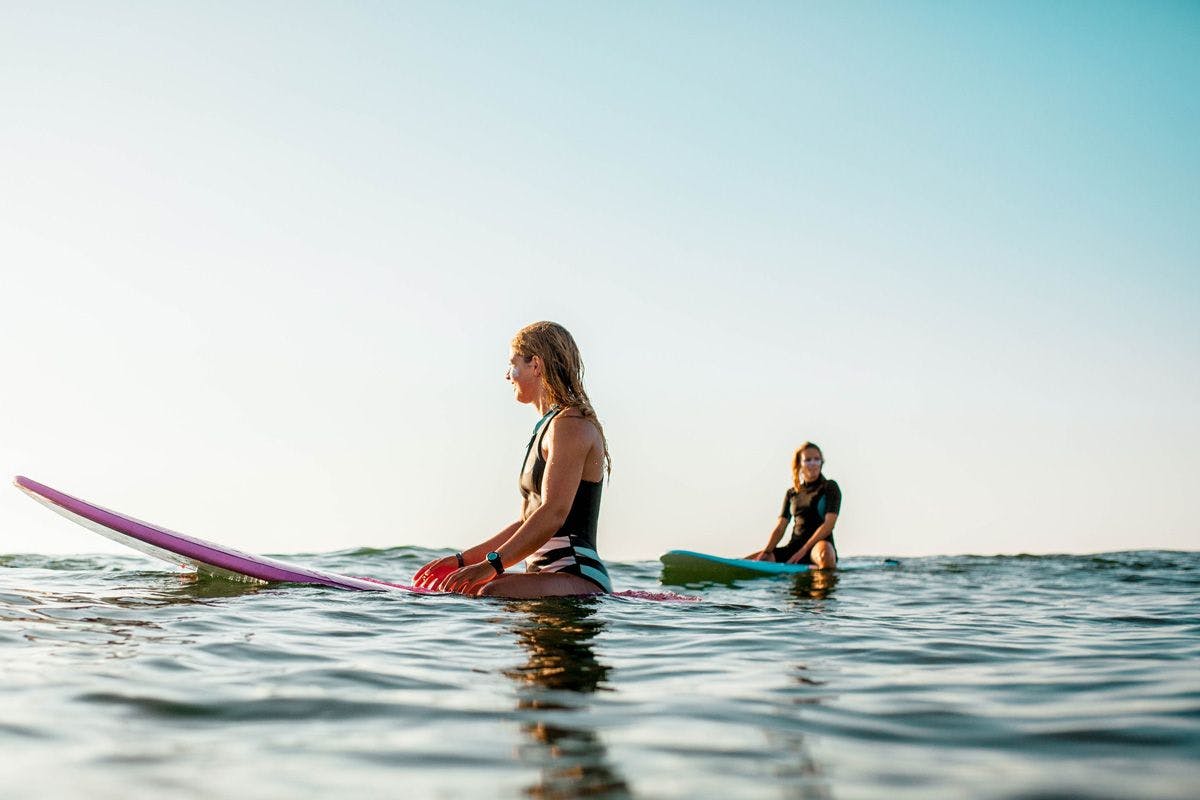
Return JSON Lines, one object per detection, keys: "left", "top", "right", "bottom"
{"left": 611, "top": 589, "right": 700, "bottom": 603}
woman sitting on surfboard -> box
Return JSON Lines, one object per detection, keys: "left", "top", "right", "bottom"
{"left": 413, "top": 321, "right": 613, "bottom": 597}
{"left": 748, "top": 443, "right": 841, "bottom": 568}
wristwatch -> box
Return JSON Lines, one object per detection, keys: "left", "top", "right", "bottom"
{"left": 486, "top": 551, "right": 504, "bottom": 575}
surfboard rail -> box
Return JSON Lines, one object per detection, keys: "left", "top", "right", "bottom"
{"left": 660, "top": 549, "right": 899, "bottom": 584}
{"left": 14, "top": 476, "right": 412, "bottom": 591}
{"left": 660, "top": 549, "right": 810, "bottom": 583}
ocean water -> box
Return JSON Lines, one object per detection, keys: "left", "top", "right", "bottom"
{"left": 1, "top": 549, "right": 1197, "bottom": 800}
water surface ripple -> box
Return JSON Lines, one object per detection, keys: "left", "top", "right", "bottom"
{"left": 2, "top": 550, "right": 1197, "bottom": 799}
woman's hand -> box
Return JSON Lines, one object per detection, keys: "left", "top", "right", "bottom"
{"left": 436, "top": 562, "right": 497, "bottom": 595}
{"left": 413, "top": 556, "right": 461, "bottom": 589}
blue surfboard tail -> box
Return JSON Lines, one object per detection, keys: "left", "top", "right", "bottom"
{"left": 659, "top": 549, "right": 899, "bottom": 585}
{"left": 660, "top": 550, "right": 810, "bottom": 584}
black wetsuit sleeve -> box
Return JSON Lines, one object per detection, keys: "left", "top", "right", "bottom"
{"left": 779, "top": 489, "right": 794, "bottom": 520}
{"left": 825, "top": 481, "right": 842, "bottom": 516}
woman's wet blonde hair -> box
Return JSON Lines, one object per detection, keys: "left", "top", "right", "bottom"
{"left": 512, "top": 321, "right": 610, "bottom": 476}
{"left": 791, "top": 442, "right": 823, "bottom": 491}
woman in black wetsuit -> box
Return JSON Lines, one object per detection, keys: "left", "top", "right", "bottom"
{"left": 749, "top": 442, "right": 841, "bottom": 568}
{"left": 413, "top": 321, "right": 612, "bottom": 598}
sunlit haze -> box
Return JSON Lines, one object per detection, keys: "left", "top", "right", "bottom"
{"left": 2, "top": 3, "right": 1197, "bottom": 561}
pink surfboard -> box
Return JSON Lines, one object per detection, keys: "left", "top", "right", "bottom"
{"left": 14, "top": 476, "right": 422, "bottom": 591}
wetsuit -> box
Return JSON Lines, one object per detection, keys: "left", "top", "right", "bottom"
{"left": 773, "top": 475, "right": 841, "bottom": 564}
{"left": 519, "top": 407, "right": 612, "bottom": 592}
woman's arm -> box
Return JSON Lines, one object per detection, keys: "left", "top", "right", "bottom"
{"left": 751, "top": 518, "right": 789, "bottom": 561}
{"left": 460, "top": 522, "right": 522, "bottom": 564}
{"left": 439, "top": 415, "right": 593, "bottom": 593}
{"left": 785, "top": 513, "right": 838, "bottom": 564}
{"left": 413, "top": 521, "right": 520, "bottom": 586}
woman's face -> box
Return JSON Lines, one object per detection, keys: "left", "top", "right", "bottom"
{"left": 799, "top": 448, "right": 823, "bottom": 482}
{"left": 506, "top": 349, "right": 541, "bottom": 405}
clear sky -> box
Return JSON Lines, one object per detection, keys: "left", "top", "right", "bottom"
{"left": 2, "top": 2, "right": 1197, "bottom": 561}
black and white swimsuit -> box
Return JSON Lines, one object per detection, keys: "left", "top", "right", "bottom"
{"left": 519, "top": 407, "right": 612, "bottom": 593}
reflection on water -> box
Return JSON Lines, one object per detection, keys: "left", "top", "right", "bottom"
{"left": 157, "top": 572, "right": 269, "bottom": 600}
{"left": 774, "top": 664, "right": 834, "bottom": 799}
{"left": 3, "top": 575, "right": 264, "bottom": 657}
{"left": 788, "top": 569, "right": 838, "bottom": 602}
{"left": 501, "top": 599, "right": 630, "bottom": 799}
{"left": 771, "top": 730, "right": 833, "bottom": 800}
{"left": 780, "top": 577, "right": 837, "bottom": 799}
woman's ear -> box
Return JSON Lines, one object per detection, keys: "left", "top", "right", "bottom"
{"left": 530, "top": 354, "right": 543, "bottom": 376}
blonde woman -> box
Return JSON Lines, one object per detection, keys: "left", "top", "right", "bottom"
{"left": 414, "top": 321, "right": 612, "bottom": 597}
{"left": 750, "top": 443, "right": 841, "bottom": 568}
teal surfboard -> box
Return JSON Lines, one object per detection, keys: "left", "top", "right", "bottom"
{"left": 660, "top": 550, "right": 898, "bottom": 584}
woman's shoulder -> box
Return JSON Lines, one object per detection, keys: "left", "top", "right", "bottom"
{"left": 547, "top": 408, "right": 600, "bottom": 441}
{"left": 550, "top": 406, "right": 590, "bottom": 426}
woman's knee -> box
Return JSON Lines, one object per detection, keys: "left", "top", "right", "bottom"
{"left": 812, "top": 541, "right": 837, "bottom": 568}
{"left": 478, "top": 577, "right": 519, "bottom": 597}
{"left": 479, "top": 572, "right": 602, "bottom": 598}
